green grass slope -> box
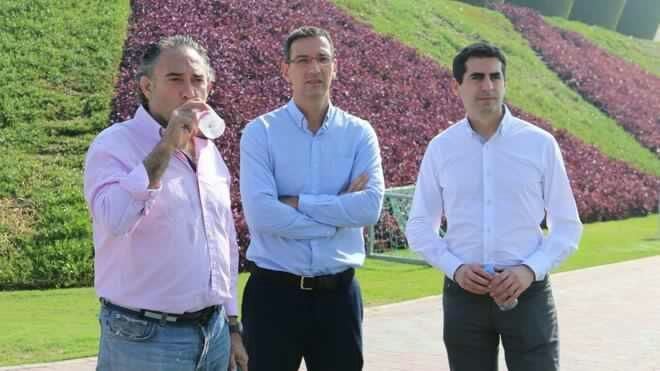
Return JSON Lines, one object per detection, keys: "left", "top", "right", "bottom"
{"left": 0, "top": 0, "right": 130, "bottom": 289}
{"left": 333, "top": 0, "right": 660, "bottom": 177}
{"left": 547, "top": 16, "right": 660, "bottom": 77}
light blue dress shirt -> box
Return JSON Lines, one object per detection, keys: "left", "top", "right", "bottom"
{"left": 240, "top": 100, "right": 385, "bottom": 276}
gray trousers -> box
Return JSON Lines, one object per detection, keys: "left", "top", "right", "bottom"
{"left": 443, "top": 276, "right": 559, "bottom": 371}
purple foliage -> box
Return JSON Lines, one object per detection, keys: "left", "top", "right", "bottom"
{"left": 511, "top": 107, "right": 659, "bottom": 221}
{"left": 110, "top": 0, "right": 659, "bottom": 249}
{"left": 497, "top": 3, "right": 660, "bottom": 155}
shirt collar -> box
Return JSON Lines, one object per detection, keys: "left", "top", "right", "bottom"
{"left": 285, "top": 99, "right": 336, "bottom": 134}
{"left": 132, "top": 105, "right": 164, "bottom": 143}
{"left": 499, "top": 105, "right": 513, "bottom": 136}
{"left": 464, "top": 105, "right": 513, "bottom": 140}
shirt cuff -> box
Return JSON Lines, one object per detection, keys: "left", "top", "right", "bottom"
{"left": 119, "top": 163, "right": 161, "bottom": 201}
{"left": 523, "top": 250, "right": 549, "bottom": 281}
{"left": 418, "top": 239, "right": 462, "bottom": 280}
{"left": 439, "top": 249, "right": 464, "bottom": 281}
{"left": 226, "top": 297, "right": 238, "bottom": 317}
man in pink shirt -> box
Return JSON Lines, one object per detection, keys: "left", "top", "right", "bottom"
{"left": 83, "top": 35, "right": 248, "bottom": 371}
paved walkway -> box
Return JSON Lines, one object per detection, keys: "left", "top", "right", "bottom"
{"left": 3, "top": 256, "right": 660, "bottom": 371}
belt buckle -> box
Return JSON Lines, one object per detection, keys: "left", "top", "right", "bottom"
{"left": 143, "top": 311, "right": 178, "bottom": 325}
{"left": 299, "top": 276, "right": 313, "bottom": 291}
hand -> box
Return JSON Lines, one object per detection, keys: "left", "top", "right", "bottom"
{"left": 454, "top": 264, "right": 493, "bottom": 295}
{"left": 341, "top": 173, "right": 368, "bottom": 194}
{"left": 228, "top": 333, "right": 248, "bottom": 371}
{"left": 162, "top": 100, "right": 209, "bottom": 150}
{"left": 278, "top": 196, "right": 299, "bottom": 209}
{"left": 488, "top": 265, "right": 534, "bottom": 307}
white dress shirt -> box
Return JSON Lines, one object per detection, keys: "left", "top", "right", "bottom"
{"left": 406, "top": 106, "right": 583, "bottom": 281}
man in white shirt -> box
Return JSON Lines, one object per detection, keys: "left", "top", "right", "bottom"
{"left": 406, "top": 42, "right": 583, "bottom": 371}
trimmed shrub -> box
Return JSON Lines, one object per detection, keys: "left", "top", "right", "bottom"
{"left": 570, "top": 0, "right": 627, "bottom": 30}
{"left": 617, "top": 0, "right": 660, "bottom": 39}
{"left": 507, "top": 0, "right": 575, "bottom": 18}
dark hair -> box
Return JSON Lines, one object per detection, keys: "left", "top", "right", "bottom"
{"left": 282, "top": 26, "right": 334, "bottom": 61}
{"left": 136, "top": 35, "right": 215, "bottom": 107}
{"left": 452, "top": 42, "right": 506, "bottom": 84}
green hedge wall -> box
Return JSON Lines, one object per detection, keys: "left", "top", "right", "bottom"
{"left": 0, "top": 0, "right": 130, "bottom": 290}
{"left": 507, "top": 0, "right": 575, "bottom": 18}
{"left": 617, "top": 0, "right": 660, "bottom": 39}
{"left": 570, "top": 0, "right": 627, "bottom": 30}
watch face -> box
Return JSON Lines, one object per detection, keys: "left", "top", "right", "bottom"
{"left": 229, "top": 322, "right": 243, "bottom": 334}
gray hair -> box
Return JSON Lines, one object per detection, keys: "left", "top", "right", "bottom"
{"left": 136, "top": 35, "right": 215, "bottom": 107}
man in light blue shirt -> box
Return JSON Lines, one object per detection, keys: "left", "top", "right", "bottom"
{"left": 239, "top": 26, "right": 384, "bottom": 371}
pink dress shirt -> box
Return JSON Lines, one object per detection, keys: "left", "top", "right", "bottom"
{"left": 83, "top": 106, "right": 239, "bottom": 315}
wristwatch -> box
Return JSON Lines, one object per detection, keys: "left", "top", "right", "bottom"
{"left": 228, "top": 320, "right": 243, "bottom": 335}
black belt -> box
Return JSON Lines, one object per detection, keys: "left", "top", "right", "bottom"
{"left": 251, "top": 265, "right": 355, "bottom": 291}
{"left": 100, "top": 298, "right": 219, "bottom": 325}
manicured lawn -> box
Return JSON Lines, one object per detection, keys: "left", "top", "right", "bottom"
{"left": 0, "top": 287, "right": 100, "bottom": 366}
{"left": 0, "top": 0, "right": 130, "bottom": 289}
{"left": 555, "top": 215, "right": 660, "bottom": 272}
{"left": 1, "top": 215, "right": 659, "bottom": 366}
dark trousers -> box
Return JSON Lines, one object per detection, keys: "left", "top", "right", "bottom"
{"left": 242, "top": 268, "right": 364, "bottom": 371}
{"left": 443, "top": 276, "right": 559, "bottom": 371}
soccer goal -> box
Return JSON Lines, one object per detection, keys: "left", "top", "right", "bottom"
{"left": 365, "top": 185, "right": 432, "bottom": 265}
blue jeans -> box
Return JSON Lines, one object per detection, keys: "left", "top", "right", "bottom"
{"left": 97, "top": 304, "right": 230, "bottom": 371}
